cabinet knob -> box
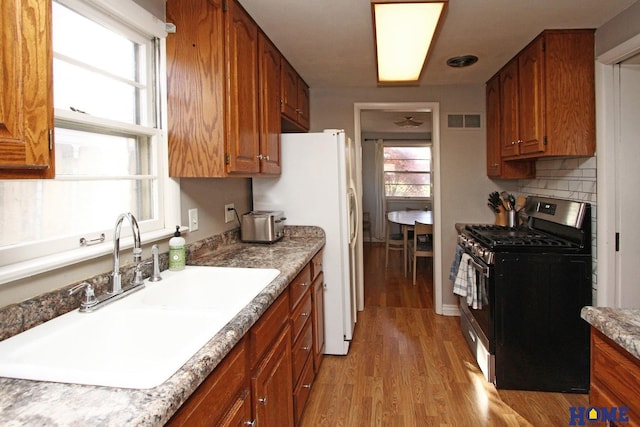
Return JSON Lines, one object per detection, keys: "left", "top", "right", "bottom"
{"left": 244, "top": 421, "right": 256, "bottom": 427}
{"left": 492, "top": 163, "right": 499, "bottom": 167}
{"left": 258, "top": 397, "right": 267, "bottom": 405}
{"left": 302, "top": 383, "right": 312, "bottom": 389}
{"left": 303, "top": 345, "right": 311, "bottom": 351}
{"left": 256, "top": 154, "right": 263, "bottom": 160}
{"left": 264, "top": 155, "right": 270, "bottom": 161}
{"left": 517, "top": 139, "right": 523, "bottom": 144}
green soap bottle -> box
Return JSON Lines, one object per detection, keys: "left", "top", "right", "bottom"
{"left": 169, "top": 226, "right": 186, "bottom": 271}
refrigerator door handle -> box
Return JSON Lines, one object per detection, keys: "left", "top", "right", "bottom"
{"left": 348, "top": 186, "right": 359, "bottom": 248}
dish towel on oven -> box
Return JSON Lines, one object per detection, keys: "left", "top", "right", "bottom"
{"left": 453, "top": 253, "right": 481, "bottom": 309}
{"left": 449, "top": 245, "right": 464, "bottom": 282}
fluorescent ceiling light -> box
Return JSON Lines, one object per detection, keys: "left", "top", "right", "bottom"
{"left": 373, "top": 1, "right": 446, "bottom": 83}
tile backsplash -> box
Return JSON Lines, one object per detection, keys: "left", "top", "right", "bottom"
{"left": 517, "top": 156, "right": 598, "bottom": 302}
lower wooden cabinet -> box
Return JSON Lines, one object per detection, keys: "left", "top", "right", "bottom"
{"left": 590, "top": 327, "right": 640, "bottom": 427}
{"left": 168, "top": 248, "right": 325, "bottom": 427}
{"left": 252, "top": 325, "right": 294, "bottom": 427}
{"left": 167, "top": 336, "right": 249, "bottom": 426}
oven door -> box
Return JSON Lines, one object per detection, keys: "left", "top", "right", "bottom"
{"left": 459, "top": 247, "right": 494, "bottom": 350}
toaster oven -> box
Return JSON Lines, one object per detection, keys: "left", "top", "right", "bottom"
{"left": 241, "top": 211, "right": 286, "bottom": 243}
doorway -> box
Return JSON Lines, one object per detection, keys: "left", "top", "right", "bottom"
{"left": 353, "top": 102, "right": 443, "bottom": 314}
{"left": 596, "top": 40, "right": 640, "bottom": 307}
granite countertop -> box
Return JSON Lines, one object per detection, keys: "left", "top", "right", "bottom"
{"left": 581, "top": 306, "right": 640, "bottom": 360}
{"left": 0, "top": 227, "right": 325, "bottom": 427}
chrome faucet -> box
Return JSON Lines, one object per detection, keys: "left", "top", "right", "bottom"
{"left": 111, "top": 212, "right": 142, "bottom": 294}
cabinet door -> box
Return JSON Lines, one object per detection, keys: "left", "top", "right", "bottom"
{"left": 226, "top": 0, "right": 260, "bottom": 175}
{"left": 486, "top": 75, "right": 501, "bottom": 177}
{"left": 218, "top": 389, "right": 253, "bottom": 427}
{"left": 296, "top": 79, "right": 310, "bottom": 131}
{"left": 166, "top": 0, "right": 226, "bottom": 177}
{"left": 258, "top": 32, "right": 281, "bottom": 175}
{"left": 312, "top": 272, "right": 325, "bottom": 373}
{"left": 518, "top": 37, "right": 546, "bottom": 156}
{"left": 281, "top": 60, "right": 299, "bottom": 123}
{"left": 499, "top": 60, "right": 520, "bottom": 158}
{"left": 252, "top": 326, "right": 294, "bottom": 427}
{"left": 0, "top": 0, "right": 54, "bottom": 179}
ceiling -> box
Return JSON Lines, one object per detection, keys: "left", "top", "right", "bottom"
{"left": 238, "top": 0, "right": 637, "bottom": 132}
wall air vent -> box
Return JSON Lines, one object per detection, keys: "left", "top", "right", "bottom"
{"left": 447, "top": 113, "right": 482, "bottom": 129}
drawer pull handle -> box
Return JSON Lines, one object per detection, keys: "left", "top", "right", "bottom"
{"left": 301, "top": 312, "right": 310, "bottom": 317}
{"left": 303, "top": 346, "right": 311, "bottom": 351}
{"left": 302, "top": 383, "right": 312, "bottom": 389}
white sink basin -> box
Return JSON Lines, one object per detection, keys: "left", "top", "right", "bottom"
{"left": 0, "top": 266, "right": 280, "bottom": 389}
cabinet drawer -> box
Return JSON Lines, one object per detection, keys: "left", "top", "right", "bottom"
{"left": 289, "top": 264, "right": 311, "bottom": 309}
{"left": 168, "top": 337, "right": 247, "bottom": 426}
{"left": 310, "top": 250, "right": 323, "bottom": 280}
{"left": 592, "top": 329, "right": 640, "bottom": 413}
{"left": 291, "top": 291, "right": 312, "bottom": 343}
{"left": 292, "top": 320, "right": 313, "bottom": 383}
{"left": 251, "top": 291, "right": 290, "bottom": 365}
{"left": 293, "top": 356, "right": 315, "bottom": 425}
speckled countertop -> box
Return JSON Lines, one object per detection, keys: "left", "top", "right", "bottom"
{"left": 0, "top": 226, "right": 325, "bottom": 427}
{"left": 581, "top": 306, "right": 640, "bottom": 360}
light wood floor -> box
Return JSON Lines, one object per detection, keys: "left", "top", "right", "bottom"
{"left": 300, "top": 243, "right": 588, "bottom": 426}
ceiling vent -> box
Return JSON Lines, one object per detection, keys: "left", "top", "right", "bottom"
{"left": 447, "top": 113, "right": 482, "bottom": 129}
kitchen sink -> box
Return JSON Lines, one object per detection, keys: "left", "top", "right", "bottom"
{"left": 0, "top": 266, "right": 280, "bottom": 389}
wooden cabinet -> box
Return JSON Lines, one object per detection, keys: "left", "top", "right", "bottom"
{"left": 166, "top": 0, "right": 281, "bottom": 177}
{"left": 487, "top": 29, "right": 595, "bottom": 166}
{"left": 0, "top": 0, "right": 55, "bottom": 179}
{"left": 485, "top": 73, "right": 534, "bottom": 179}
{"left": 289, "top": 264, "right": 314, "bottom": 425}
{"left": 252, "top": 326, "right": 294, "bottom": 427}
{"left": 590, "top": 328, "right": 640, "bottom": 426}
{"left": 169, "top": 249, "right": 325, "bottom": 427}
{"left": 258, "top": 32, "right": 282, "bottom": 175}
{"left": 310, "top": 250, "right": 325, "bottom": 373}
{"left": 225, "top": 0, "right": 260, "bottom": 175}
{"left": 281, "top": 59, "right": 310, "bottom": 132}
{"left": 167, "top": 337, "right": 250, "bottom": 426}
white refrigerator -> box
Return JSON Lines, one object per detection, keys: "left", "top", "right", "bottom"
{"left": 252, "top": 129, "right": 363, "bottom": 355}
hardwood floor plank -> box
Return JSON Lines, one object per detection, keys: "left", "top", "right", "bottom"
{"left": 300, "top": 243, "right": 587, "bottom": 426}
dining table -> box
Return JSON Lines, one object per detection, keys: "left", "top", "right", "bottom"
{"left": 387, "top": 210, "right": 434, "bottom": 276}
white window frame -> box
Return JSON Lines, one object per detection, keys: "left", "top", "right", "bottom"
{"left": 0, "top": 0, "right": 179, "bottom": 286}
{"left": 382, "top": 142, "right": 433, "bottom": 202}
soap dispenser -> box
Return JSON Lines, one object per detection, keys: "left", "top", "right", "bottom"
{"left": 169, "top": 226, "right": 186, "bottom": 271}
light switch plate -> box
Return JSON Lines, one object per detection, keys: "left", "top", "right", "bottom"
{"left": 188, "top": 208, "right": 199, "bottom": 232}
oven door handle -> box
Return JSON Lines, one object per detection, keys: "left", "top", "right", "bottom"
{"left": 469, "top": 258, "right": 489, "bottom": 278}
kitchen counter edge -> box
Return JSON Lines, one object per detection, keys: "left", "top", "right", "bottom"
{"left": 581, "top": 306, "right": 640, "bottom": 361}
{"left": 0, "top": 227, "right": 325, "bottom": 427}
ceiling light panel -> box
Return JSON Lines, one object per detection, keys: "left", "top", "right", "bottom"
{"left": 373, "top": 1, "right": 446, "bottom": 83}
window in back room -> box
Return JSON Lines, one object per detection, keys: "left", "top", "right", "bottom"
{"left": 383, "top": 145, "right": 432, "bottom": 200}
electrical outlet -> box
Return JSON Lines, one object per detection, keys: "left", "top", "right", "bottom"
{"left": 224, "top": 203, "right": 235, "bottom": 223}
{"left": 188, "top": 208, "right": 199, "bottom": 232}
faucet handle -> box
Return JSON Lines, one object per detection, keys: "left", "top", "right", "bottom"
{"left": 69, "top": 282, "right": 98, "bottom": 311}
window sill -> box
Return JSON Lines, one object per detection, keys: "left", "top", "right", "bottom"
{"left": 0, "top": 226, "right": 186, "bottom": 287}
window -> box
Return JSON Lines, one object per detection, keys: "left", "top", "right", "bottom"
{"left": 383, "top": 145, "right": 431, "bottom": 198}
{"left": 0, "top": 0, "right": 175, "bottom": 281}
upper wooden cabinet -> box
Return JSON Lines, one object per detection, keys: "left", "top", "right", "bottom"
{"left": 281, "top": 60, "right": 310, "bottom": 132}
{"left": 258, "top": 32, "right": 282, "bottom": 175}
{"left": 488, "top": 29, "right": 595, "bottom": 164}
{"left": 0, "top": 0, "right": 55, "bottom": 179}
{"left": 486, "top": 72, "right": 534, "bottom": 179}
{"left": 166, "top": 0, "right": 283, "bottom": 177}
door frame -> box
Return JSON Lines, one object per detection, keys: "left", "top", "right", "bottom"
{"left": 353, "top": 102, "right": 443, "bottom": 315}
{"left": 595, "top": 34, "right": 640, "bottom": 306}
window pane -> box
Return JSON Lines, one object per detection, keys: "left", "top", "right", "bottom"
{"left": 52, "top": 1, "right": 149, "bottom": 125}
{"left": 0, "top": 179, "right": 156, "bottom": 247}
{"left": 53, "top": 2, "right": 140, "bottom": 81}
{"left": 383, "top": 146, "right": 431, "bottom": 198}
{"left": 55, "top": 128, "right": 152, "bottom": 176}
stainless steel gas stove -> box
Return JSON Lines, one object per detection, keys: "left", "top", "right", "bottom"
{"left": 455, "top": 196, "right": 592, "bottom": 393}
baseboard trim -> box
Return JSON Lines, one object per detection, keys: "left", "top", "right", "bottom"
{"left": 441, "top": 303, "right": 460, "bottom": 316}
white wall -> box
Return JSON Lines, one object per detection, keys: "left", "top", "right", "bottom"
{"left": 310, "top": 85, "right": 515, "bottom": 309}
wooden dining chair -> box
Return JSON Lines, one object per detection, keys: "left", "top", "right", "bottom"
{"left": 362, "top": 212, "right": 372, "bottom": 242}
{"left": 409, "top": 221, "right": 433, "bottom": 285}
{"left": 385, "top": 217, "right": 404, "bottom": 268}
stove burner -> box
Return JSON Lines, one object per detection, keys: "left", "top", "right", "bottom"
{"left": 464, "top": 224, "right": 575, "bottom": 249}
